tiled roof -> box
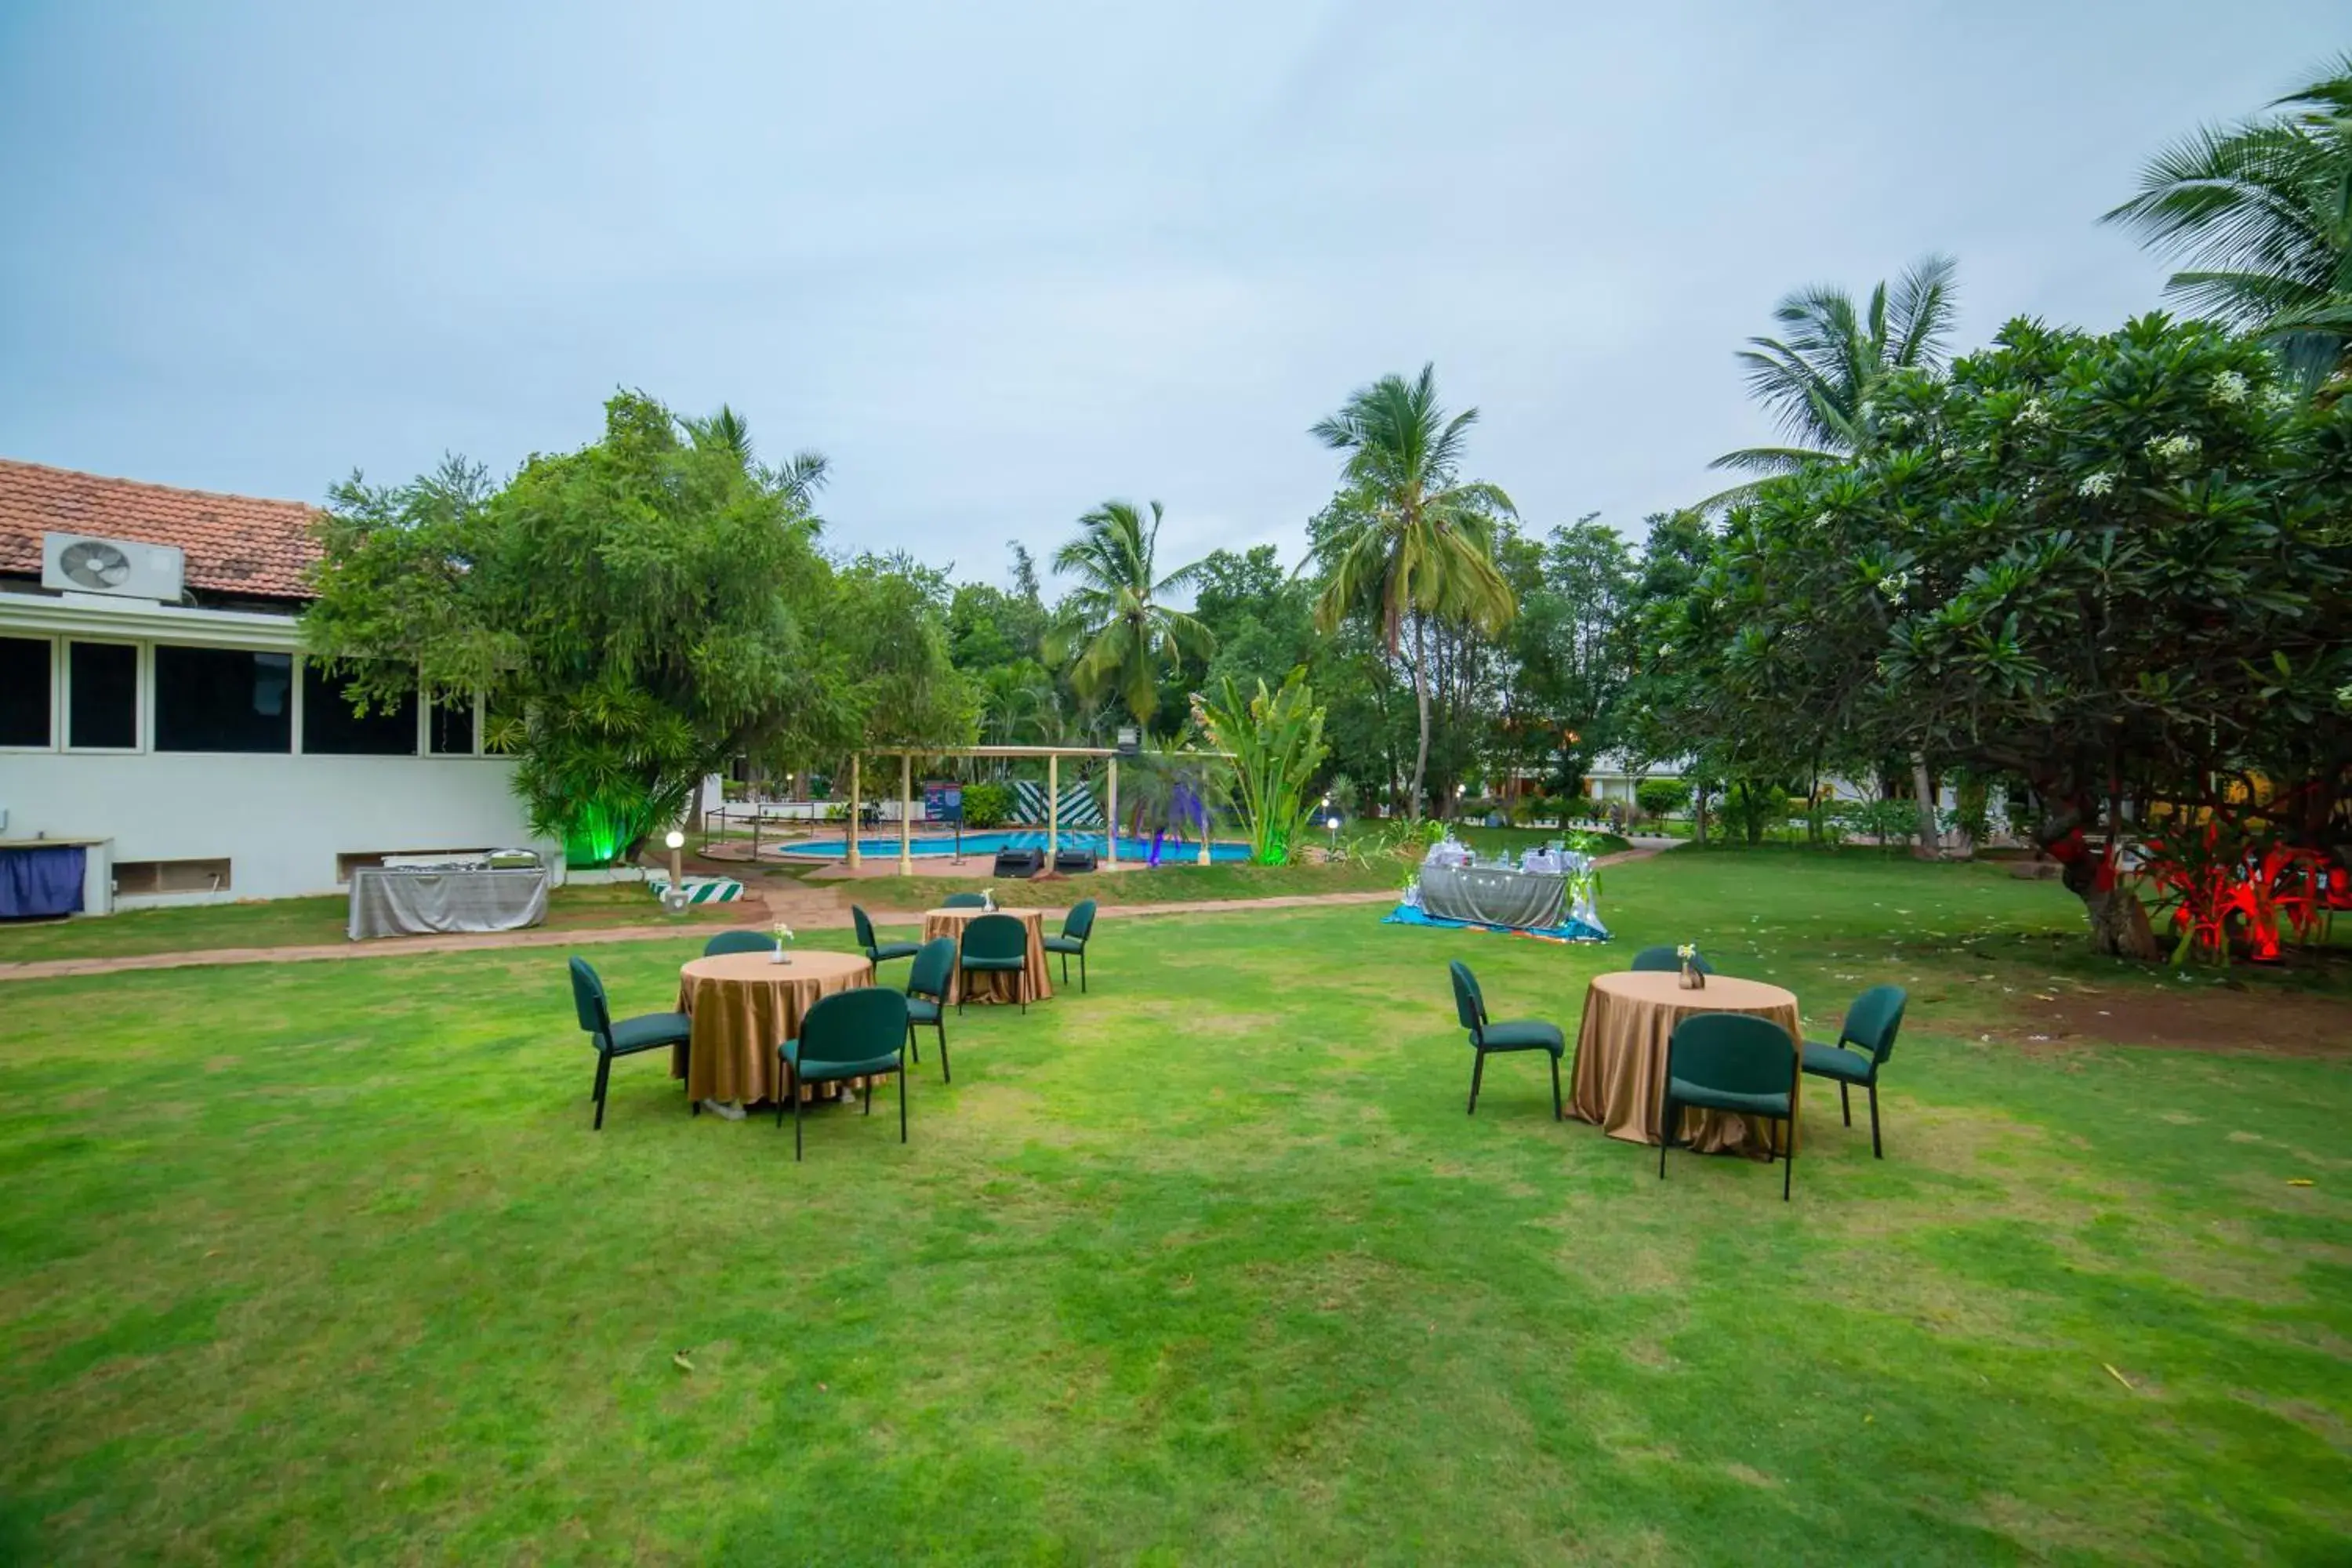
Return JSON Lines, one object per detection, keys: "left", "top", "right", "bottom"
{"left": 0, "top": 458, "right": 321, "bottom": 601}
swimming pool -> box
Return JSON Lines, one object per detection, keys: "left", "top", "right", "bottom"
{"left": 781, "top": 830, "right": 1254, "bottom": 865}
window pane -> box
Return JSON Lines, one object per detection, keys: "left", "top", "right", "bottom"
{"left": 428, "top": 695, "right": 475, "bottom": 755}
{"left": 0, "top": 637, "right": 51, "bottom": 746}
{"left": 302, "top": 662, "right": 416, "bottom": 756}
{"left": 68, "top": 641, "right": 137, "bottom": 749}
{"left": 154, "top": 645, "right": 292, "bottom": 753}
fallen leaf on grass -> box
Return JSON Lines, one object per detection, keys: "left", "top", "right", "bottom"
{"left": 2103, "top": 1363, "right": 2134, "bottom": 1391}
{"left": 672, "top": 1351, "right": 695, "bottom": 1374}
{"left": 2286, "top": 1178, "right": 2314, "bottom": 1188}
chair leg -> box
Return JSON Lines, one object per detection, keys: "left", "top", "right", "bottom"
{"left": 898, "top": 1065, "right": 907, "bottom": 1143}
{"left": 591, "top": 1054, "right": 611, "bottom": 1131}
{"left": 1868, "top": 1083, "right": 1883, "bottom": 1159}
{"left": 1060, "top": 953, "right": 1069, "bottom": 985}
{"left": 1079, "top": 949, "right": 1087, "bottom": 993}
{"left": 1659, "top": 1097, "right": 1672, "bottom": 1178}
{"left": 862, "top": 1077, "right": 873, "bottom": 1116}
{"left": 1784, "top": 1118, "right": 1795, "bottom": 1201}
{"left": 1467, "top": 1051, "right": 1485, "bottom": 1115}
{"left": 1550, "top": 1054, "right": 1564, "bottom": 1121}
{"left": 958, "top": 973, "right": 967, "bottom": 1016}
{"left": 794, "top": 1087, "right": 804, "bottom": 1161}
{"left": 938, "top": 1020, "right": 951, "bottom": 1084}
{"left": 1840, "top": 1082, "right": 1851, "bottom": 1126}
{"left": 905, "top": 1020, "right": 920, "bottom": 1064}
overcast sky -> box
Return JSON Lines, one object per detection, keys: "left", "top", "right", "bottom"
{"left": 1, "top": 2, "right": 2339, "bottom": 587}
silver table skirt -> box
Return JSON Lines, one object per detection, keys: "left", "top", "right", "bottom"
{"left": 1417, "top": 865, "right": 1568, "bottom": 932}
{"left": 347, "top": 866, "right": 551, "bottom": 940}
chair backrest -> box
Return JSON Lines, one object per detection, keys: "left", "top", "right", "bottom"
{"left": 907, "top": 936, "right": 956, "bottom": 1002}
{"left": 1063, "top": 898, "right": 1098, "bottom": 941}
{"left": 797, "top": 986, "right": 910, "bottom": 1072}
{"left": 961, "top": 913, "right": 1028, "bottom": 962}
{"left": 1447, "top": 960, "right": 1486, "bottom": 1036}
{"left": 567, "top": 956, "right": 612, "bottom": 1042}
{"left": 1668, "top": 1013, "right": 1795, "bottom": 1098}
{"left": 702, "top": 929, "right": 774, "bottom": 957}
{"left": 851, "top": 905, "right": 879, "bottom": 949}
{"left": 1840, "top": 984, "right": 1908, "bottom": 1064}
{"left": 943, "top": 892, "right": 989, "bottom": 909}
{"left": 1632, "top": 944, "right": 1712, "bottom": 975}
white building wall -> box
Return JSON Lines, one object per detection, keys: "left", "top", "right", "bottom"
{"left": 0, "top": 750, "right": 554, "bottom": 906}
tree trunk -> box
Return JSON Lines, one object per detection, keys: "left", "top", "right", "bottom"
{"left": 1911, "top": 753, "right": 1939, "bottom": 860}
{"left": 1693, "top": 780, "right": 1708, "bottom": 844}
{"left": 2038, "top": 812, "right": 2162, "bottom": 960}
{"left": 1407, "top": 617, "right": 1432, "bottom": 820}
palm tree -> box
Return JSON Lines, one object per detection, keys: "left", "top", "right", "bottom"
{"left": 1708, "top": 255, "right": 1960, "bottom": 487}
{"left": 2103, "top": 55, "right": 2352, "bottom": 394}
{"left": 684, "top": 405, "right": 831, "bottom": 506}
{"left": 1309, "top": 363, "right": 1515, "bottom": 819}
{"left": 1045, "top": 500, "right": 1215, "bottom": 726}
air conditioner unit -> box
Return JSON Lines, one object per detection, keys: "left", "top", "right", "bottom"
{"left": 42, "top": 532, "right": 186, "bottom": 601}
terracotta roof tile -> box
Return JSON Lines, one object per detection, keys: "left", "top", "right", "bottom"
{"left": 0, "top": 458, "right": 321, "bottom": 601}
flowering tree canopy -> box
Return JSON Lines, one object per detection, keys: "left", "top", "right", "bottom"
{"left": 1650, "top": 314, "right": 2352, "bottom": 953}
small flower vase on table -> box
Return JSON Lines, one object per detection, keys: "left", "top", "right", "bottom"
{"left": 771, "top": 924, "right": 794, "bottom": 965}
{"left": 1677, "top": 946, "right": 1704, "bottom": 989}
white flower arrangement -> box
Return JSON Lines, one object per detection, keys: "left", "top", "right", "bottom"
{"left": 2146, "top": 432, "right": 2201, "bottom": 466}
{"left": 2076, "top": 470, "right": 2117, "bottom": 498}
{"left": 2210, "top": 370, "right": 2249, "bottom": 405}
{"left": 1675, "top": 943, "right": 1697, "bottom": 961}
{"left": 772, "top": 921, "right": 794, "bottom": 943}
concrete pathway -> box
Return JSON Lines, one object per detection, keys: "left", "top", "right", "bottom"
{"left": 0, "top": 844, "right": 1668, "bottom": 985}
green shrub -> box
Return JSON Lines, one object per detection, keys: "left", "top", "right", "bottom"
{"left": 960, "top": 780, "right": 1014, "bottom": 829}
{"left": 1635, "top": 779, "right": 1690, "bottom": 822}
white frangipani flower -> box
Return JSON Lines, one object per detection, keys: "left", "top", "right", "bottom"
{"left": 2077, "top": 471, "right": 2117, "bottom": 498}
{"left": 2015, "top": 397, "right": 2052, "bottom": 427}
{"left": 2146, "top": 432, "right": 2201, "bottom": 465}
{"left": 2210, "top": 370, "right": 2249, "bottom": 405}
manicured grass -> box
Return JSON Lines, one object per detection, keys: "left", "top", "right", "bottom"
{"left": 2, "top": 853, "right": 2347, "bottom": 1562}
{"left": 0, "top": 883, "right": 769, "bottom": 965}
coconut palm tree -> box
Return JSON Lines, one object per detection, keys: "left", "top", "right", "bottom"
{"left": 1708, "top": 255, "right": 1960, "bottom": 485}
{"left": 1309, "top": 363, "right": 1515, "bottom": 819}
{"left": 1045, "top": 500, "right": 1215, "bottom": 726}
{"left": 2103, "top": 55, "right": 2352, "bottom": 394}
{"left": 684, "top": 405, "right": 831, "bottom": 506}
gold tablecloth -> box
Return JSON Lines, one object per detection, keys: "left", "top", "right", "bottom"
{"left": 672, "top": 949, "right": 876, "bottom": 1103}
{"left": 1568, "top": 970, "right": 1802, "bottom": 1160}
{"left": 919, "top": 908, "right": 1054, "bottom": 1005}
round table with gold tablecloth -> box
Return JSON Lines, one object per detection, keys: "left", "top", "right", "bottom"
{"left": 672, "top": 949, "right": 876, "bottom": 1104}
{"left": 1567, "top": 970, "right": 1802, "bottom": 1160}
{"left": 919, "top": 907, "right": 1054, "bottom": 1006}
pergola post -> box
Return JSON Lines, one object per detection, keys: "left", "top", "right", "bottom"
{"left": 847, "top": 753, "right": 861, "bottom": 868}
{"left": 898, "top": 752, "right": 914, "bottom": 876}
{"left": 1105, "top": 757, "right": 1119, "bottom": 868}
{"left": 1047, "top": 753, "right": 1059, "bottom": 865}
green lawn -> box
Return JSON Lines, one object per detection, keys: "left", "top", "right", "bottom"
{"left": 0, "top": 883, "right": 769, "bottom": 965}
{"left": 3, "top": 853, "right": 2347, "bottom": 1563}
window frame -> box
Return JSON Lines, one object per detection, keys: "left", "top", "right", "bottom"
{"left": 62, "top": 637, "right": 145, "bottom": 754}
{"left": 151, "top": 641, "right": 296, "bottom": 756}
{"left": 0, "top": 633, "right": 60, "bottom": 751}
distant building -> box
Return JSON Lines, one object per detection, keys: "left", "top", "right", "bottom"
{"left": 0, "top": 459, "right": 554, "bottom": 913}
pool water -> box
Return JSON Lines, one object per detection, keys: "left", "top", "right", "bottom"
{"left": 782, "top": 830, "right": 1253, "bottom": 865}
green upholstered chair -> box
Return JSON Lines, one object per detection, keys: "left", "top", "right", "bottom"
{"left": 852, "top": 905, "right": 920, "bottom": 970}
{"left": 1632, "top": 945, "right": 1714, "bottom": 974}
{"left": 904, "top": 935, "right": 955, "bottom": 1081}
{"left": 1800, "top": 984, "right": 1907, "bottom": 1158}
{"left": 1044, "top": 898, "right": 1097, "bottom": 991}
{"left": 567, "top": 956, "right": 693, "bottom": 1131}
{"left": 1660, "top": 1012, "right": 1799, "bottom": 1200}
{"left": 958, "top": 913, "right": 1031, "bottom": 1014}
{"left": 1446, "top": 960, "right": 1565, "bottom": 1120}
{"left": 775, "top": 986, "right": 909, "bottom": 1160}
{"left": 702, "top": 929, "right": 774, "bottom": 957}
{"left": 942, "top": 892, "right": 989, "bottom": 909}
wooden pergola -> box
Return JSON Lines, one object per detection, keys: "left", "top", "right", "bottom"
{"left": 847, "top": 744, "right": 1228, "bottom": 876}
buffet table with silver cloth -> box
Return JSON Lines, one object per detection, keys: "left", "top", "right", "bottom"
{"left": 1415, "top": 863, "right": 1569, "bottom": 933}
{"left": 347, "top": 864, "right": 550, "bottom": 939}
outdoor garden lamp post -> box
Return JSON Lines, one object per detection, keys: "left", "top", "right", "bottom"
{"left": 665, "top": 829, "right": 685, "bottom": 894}
{"left": 1327, "top": 814, "right": 1341, "bottom": 853}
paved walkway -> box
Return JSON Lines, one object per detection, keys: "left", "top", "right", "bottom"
{"left": 0, "top": 844, "right": 1667, "bottom": 985}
